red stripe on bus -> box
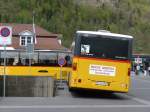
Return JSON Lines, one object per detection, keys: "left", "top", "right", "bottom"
{"left": 73, "top": 56, "right": 130, "bottom": 63}
{"left": 0, "top": 66, "right": 59, "bottom": 67}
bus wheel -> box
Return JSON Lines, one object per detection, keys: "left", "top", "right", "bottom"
{"left": 69, "top": 87, "right": 75, "bottom": 92}
{"left": 105, "top": 91, "right": 114, "bottom": 94}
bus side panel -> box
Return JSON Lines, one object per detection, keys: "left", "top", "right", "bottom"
{"left": 0, "top": 66, "right": 71, "bottom": 80}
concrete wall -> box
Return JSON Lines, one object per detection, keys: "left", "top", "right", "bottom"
{"left": 0, "top": 76, "right": 55, "bottom": 97}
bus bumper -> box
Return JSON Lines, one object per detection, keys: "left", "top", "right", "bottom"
{"left": 69, "top": 80, "right": 129, "bottom": 93}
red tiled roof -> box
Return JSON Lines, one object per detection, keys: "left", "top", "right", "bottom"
{"left": 0, "top": 37, "right": 64, "bottom": 50}
{"left": 34, "top": 38, "right": 65, "bottom": 50}
{"left": 9, "top": 37, "right": 64, "bottom": 50}
{"left": 0, "top": 23, "right": 58, "bottom": 37}
{"left": 0, "top": 23, "right": 65, "bottom": 50}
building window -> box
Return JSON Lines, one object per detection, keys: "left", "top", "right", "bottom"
{"left": 27, "top": 37, "right": 32, "bottom": 44}
{"left": 20, "top": 36, "right": 33, "bottom": 46}
{"left": 21, "top": 36, "right": 26, "bottom": 46}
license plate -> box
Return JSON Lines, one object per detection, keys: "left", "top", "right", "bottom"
{"left": 96, "top": 81, "right": 108, "bottom": 86}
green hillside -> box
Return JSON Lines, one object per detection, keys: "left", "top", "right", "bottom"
{"left": 0, "top": 0, "right": 150, "bottom": 53}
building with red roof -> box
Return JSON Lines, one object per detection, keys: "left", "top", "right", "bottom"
{"left": 0, "top": 23, "right": 64, "bottom": 50}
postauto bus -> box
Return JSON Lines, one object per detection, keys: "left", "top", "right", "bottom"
{"left": 69, "top": 31, "right": 133, "bottom": 93}
{"left": 0, "top": 50, "right": 72, "bottom": 79}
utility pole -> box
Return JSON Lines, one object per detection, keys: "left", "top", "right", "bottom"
{"left": 3, "top": 45, "right": 6, "bottom": 97}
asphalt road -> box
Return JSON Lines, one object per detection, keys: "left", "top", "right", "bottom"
{"left": 0, "top": 76, "right": 150, "bottom": 112}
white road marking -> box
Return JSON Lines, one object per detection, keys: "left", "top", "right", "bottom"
{"left": 132, "top": 88, "right": 150, "bottom": 90}
{"left": 131, "top": 97, "right": 150, "bottom": 105}
{"left": 0, "top": 105, "right": 150, "bottom": 109}
{"left": 133, "top": 77, "right": 150, "bottom": 84}
{"left": 119, "top": 94, "right": 150, "bottom": 105}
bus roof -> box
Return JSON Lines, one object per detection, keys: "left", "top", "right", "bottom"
{"left": 77, "top": 31, "right": 133, "bottom": 39}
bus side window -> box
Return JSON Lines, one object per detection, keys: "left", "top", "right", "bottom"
{"left": 0, "top": 58, "right": 4, "bottom": 66}
{"left": 25, "top": 59, "right": 29, "bottom": 65}
{"left": 13, "top": 57, "right": 19, "bottom": 66}
{"left": 17, "top": 58, "right": 23, "bottom": 66}
{"left": 7, "top": 58, "right": 14, "bottom": 66}
{"left": 65, "top": 55, "right": 71, "bottom": 66}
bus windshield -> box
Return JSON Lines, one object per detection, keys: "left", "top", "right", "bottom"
{"left": 79, "top": 35, "right": 131, "bottom": 60}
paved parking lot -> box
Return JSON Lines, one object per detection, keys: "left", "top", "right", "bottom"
{"left": 0, "top": 76, "right": 150, "bottom": 112}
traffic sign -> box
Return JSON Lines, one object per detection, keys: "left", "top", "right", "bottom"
{"left": 26, "top": 43, "right": 34, "bottom": 54}
{"left": 58, "top": 58, "right": 66, "bottom": 67}
{"left": 0, "top": 26, "right": 12, "bottom": 45}
{"left": 1, "top": 27, "right": 10, "bottom": 37}
{"left": 135, "top": 57, "right": 142, "bottom": 64}
{"left": 0, "top": 26, "right": 12, "bottom": 97}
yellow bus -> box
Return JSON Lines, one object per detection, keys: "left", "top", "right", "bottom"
{"left": 0, "top": 50, "right": 72, "bottom": 79}
{"left": 69, "top": 31, "right": 133, "bottom": 93}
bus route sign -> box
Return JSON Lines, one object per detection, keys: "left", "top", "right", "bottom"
{"left": 58, "top": 58, "right": 66, "bottom": 67}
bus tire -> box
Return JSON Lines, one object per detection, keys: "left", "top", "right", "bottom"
{"left": 69, "top": 87, "right": 74, "bottom": 92}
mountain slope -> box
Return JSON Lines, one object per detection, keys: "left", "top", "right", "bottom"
{"left": 0, "top": 0, "right": 150, "bottom": 53}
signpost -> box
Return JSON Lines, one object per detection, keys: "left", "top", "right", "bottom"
{"left": 0, "top": 26, "right": 12, "bottom": 97}
{"left": 26, "top": 43, "right": 34, "bottom": 66}
{"left": 58, "top": 58, "right": 66, "bottom": 89}
{"left": 26, "top": 43, "right": 34, "bottom": 76}
{"left": 26, "top": 43, "right": 34, "bottom": 54}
